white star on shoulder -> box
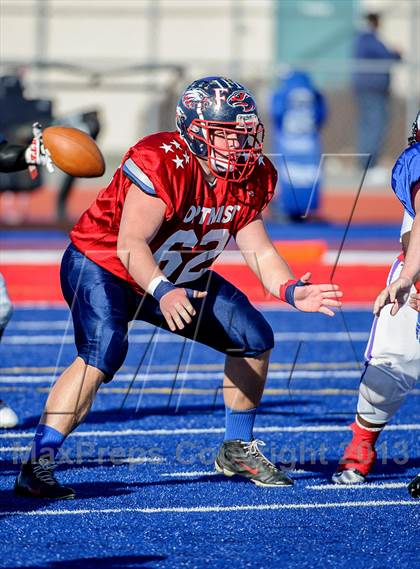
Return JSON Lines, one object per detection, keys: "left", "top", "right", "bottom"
{"left": 171, "top": 139, "right": 182, "bottom": 149}
{"left": 172, "top": 155, "right": 184, "bottom": 169}
{"left": 160, "top": 143, "right": 173, "bottom": 153}
{"left": 258, "top": 155, "right": 265, "bottom": 165}
{"left": 183, "top": 151, "right": 190, "bottom": 164}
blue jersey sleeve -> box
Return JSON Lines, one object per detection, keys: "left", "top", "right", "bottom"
{"left": 391, "top": 143, "right": 420, "bottom": 219}
{"left": 0, "top": 133, "right": 6, "bottom": 144}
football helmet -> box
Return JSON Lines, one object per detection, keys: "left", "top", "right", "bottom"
{"left": 176, "top": 76, "right": 264, "bottom": 182}
{"left": 408, "top": 110, "right": 420, "bottom": 146}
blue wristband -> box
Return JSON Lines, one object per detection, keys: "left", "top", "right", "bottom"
{"left": 284, "top": 279, "right": 309, "bottom": 307}
{"left": 153, "top": 280, "right": 177, "bottom": 302}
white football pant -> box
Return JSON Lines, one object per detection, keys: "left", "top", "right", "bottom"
{"left": 357, "top": 258, "right": 420, "bottom": 425}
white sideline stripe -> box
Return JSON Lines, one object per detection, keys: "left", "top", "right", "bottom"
{"left": 0, "top": 370, "right": 362, "bottom": 383}
{"left": 308, "top": 482, "right": 408, "bottom": 490}
{"left": 10, "top": 301, "right": 66, "bottom": 308}
{"left": 0, "top": 250, "right": 63, "bottom": 264}
{"left": 162, "top": 471, "right": 218, "bottom": 478}
{"left": 0, "top": 500, "right": 417, "bottom": 517}
{"left": 215, "top": 250, "right": 399, "bottom": 266}
{"left": 323, "top": 250, "right": 398, "bottom": 265}
{"left": 0, "top": 424, "right": 418, "bottom": 439}
{"left": 1, "top": 331, "right": 369, "bottom": 344}
{"left": 0, "top": 249, "right": 397, "bottom": 267}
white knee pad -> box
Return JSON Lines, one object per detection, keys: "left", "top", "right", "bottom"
{"left": 357, "top": 363, "right": 418, "bottom": 425}
{"left": 0, "top": 273, "right": 13, "bottom": 331}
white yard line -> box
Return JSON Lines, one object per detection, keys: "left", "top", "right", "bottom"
{"left": 0, "top": 362, "right": 363, "bottom": 375}
{"left": 0, "top": 500, "right": 417, "bottom": 518}
{"left": 0, "top": 424, "right": 418, "bottom": 440}
{"left": 161, "top": 471, "right": 218, "bottom": 478}
{"left": 0, "top": 448, "right": 163, "bottom": 465}
{"left": 308, "top": 482, "right": 408, "bottom": 490}
{"left": 0, "top": 370, "right": 362, "bottom": 383}
{"left": 0, "top": 331, "right": 370, "bottom": 345}
{"left": 6, "top": 321, "right": 150, "bottom": 331}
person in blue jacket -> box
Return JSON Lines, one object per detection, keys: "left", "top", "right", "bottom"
{"left": 271, "top": 70, "right": 327, "bottom": 221}
{"left": 352, "top": 12, "right": 401, "bottom": 169}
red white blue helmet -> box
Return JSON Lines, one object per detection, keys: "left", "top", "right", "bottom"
{"left": 176, "top": 76, "right": 264, "bottom": 182}
{"left": 408, "top": 110, "right": 420, "bottom": 145}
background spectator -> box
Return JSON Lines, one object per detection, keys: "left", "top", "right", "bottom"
{"left": 352, "top": 12, "right": 401, "bottom": 171}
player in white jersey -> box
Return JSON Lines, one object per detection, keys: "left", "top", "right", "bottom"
{"left": 332, "top": 112, "right": 420, "bottom": 490}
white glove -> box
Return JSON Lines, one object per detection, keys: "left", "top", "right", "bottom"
{"left": 24, "top": 122, "right": 54, "bottom": 173}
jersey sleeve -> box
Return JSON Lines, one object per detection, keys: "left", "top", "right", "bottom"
{"left": 391, "top": 145, "right": 420, "bottom": 218}
{"left": 400, "top": 210, "right": 414, "bottom": 239}
{"left": 122, "top": 136, "right": 181, "bottom": 219}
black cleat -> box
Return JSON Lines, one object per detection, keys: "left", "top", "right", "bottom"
{"left": 14, "top": 457, "right": 75, "bottom": 500}
{"left": 408, "top": 473, "right": 420, "bottom": 499}
{"left": 215, "top": 439, "right": 294, "bottom": 487}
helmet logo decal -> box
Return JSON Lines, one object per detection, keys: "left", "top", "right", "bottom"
{"left": 213, "top": 87, "right": 228, "bottom": 111}
{"left": 176, "top": 76, "right": 263, "bottom": 181}
{"left": 182, "top": 89, "right": 211, "bottom": 110}
{"left": 227, "top": 90, "right": 256, "bottom": 112}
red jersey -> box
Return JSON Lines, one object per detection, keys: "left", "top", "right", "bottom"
{"left": 70, "top": 131, "right": 277, "bottom": 292}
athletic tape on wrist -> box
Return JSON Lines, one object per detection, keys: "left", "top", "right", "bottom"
{"left": 147, "top": 276, "right": 169, "bottom": 296}
{"left": 279, "top": 279, "right": 309, "bottom": 307}
{"left": 153, "top": 280, "right": 177, "bottom": 302}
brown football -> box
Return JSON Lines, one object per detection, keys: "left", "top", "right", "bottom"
{"left": 43, "top": 126, "right": 105, "bottom": 178}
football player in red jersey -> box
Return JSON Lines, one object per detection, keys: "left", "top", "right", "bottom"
{"left": 15, "top": 77, "right": 342, "bottom": 499}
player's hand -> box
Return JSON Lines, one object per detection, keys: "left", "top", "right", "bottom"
{"left": 293, "top": 272, "right": 343, "bottom": 317}
{"left": 160, "top": 287, "right": 207, "bottom": 331}
{"left": 24, "top": 122, "right": 55, "bottom": 173}
{"left": 373, "top": 276, "right": 412, "bottom": 316}
{"left": 408, "top": 292, "right": 420, "bottom": 312}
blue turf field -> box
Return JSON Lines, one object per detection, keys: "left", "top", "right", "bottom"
{"left": 0, "top": 306, "right": 418, "bottom": 568}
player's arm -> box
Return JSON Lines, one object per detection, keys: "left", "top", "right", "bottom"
{"left": 399, "top": 188, "right": 420, "bottom": 282}
{"left": 0, "top": 141, "right": 28, "bottom": 172}
{"left": 401, "top": 224, "right": 420, "bottom": 312}
{"left": 235, "top": 215, "right": 342, "bottom": 316}
{"left": 374, "top": 186, "right": 420, "bottom": 316}
{"left": 117, "top": 185, "right": 206, "bottom": 331}
{"left": 0, "top": 123, "right": 53, "bottom": 174}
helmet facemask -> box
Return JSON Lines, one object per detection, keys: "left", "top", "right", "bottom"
{"left": 187, "top": 116, "right": 264, "bottom": 182}
{"left": 408, "top": 110, "right": 420, "bottom": 146}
